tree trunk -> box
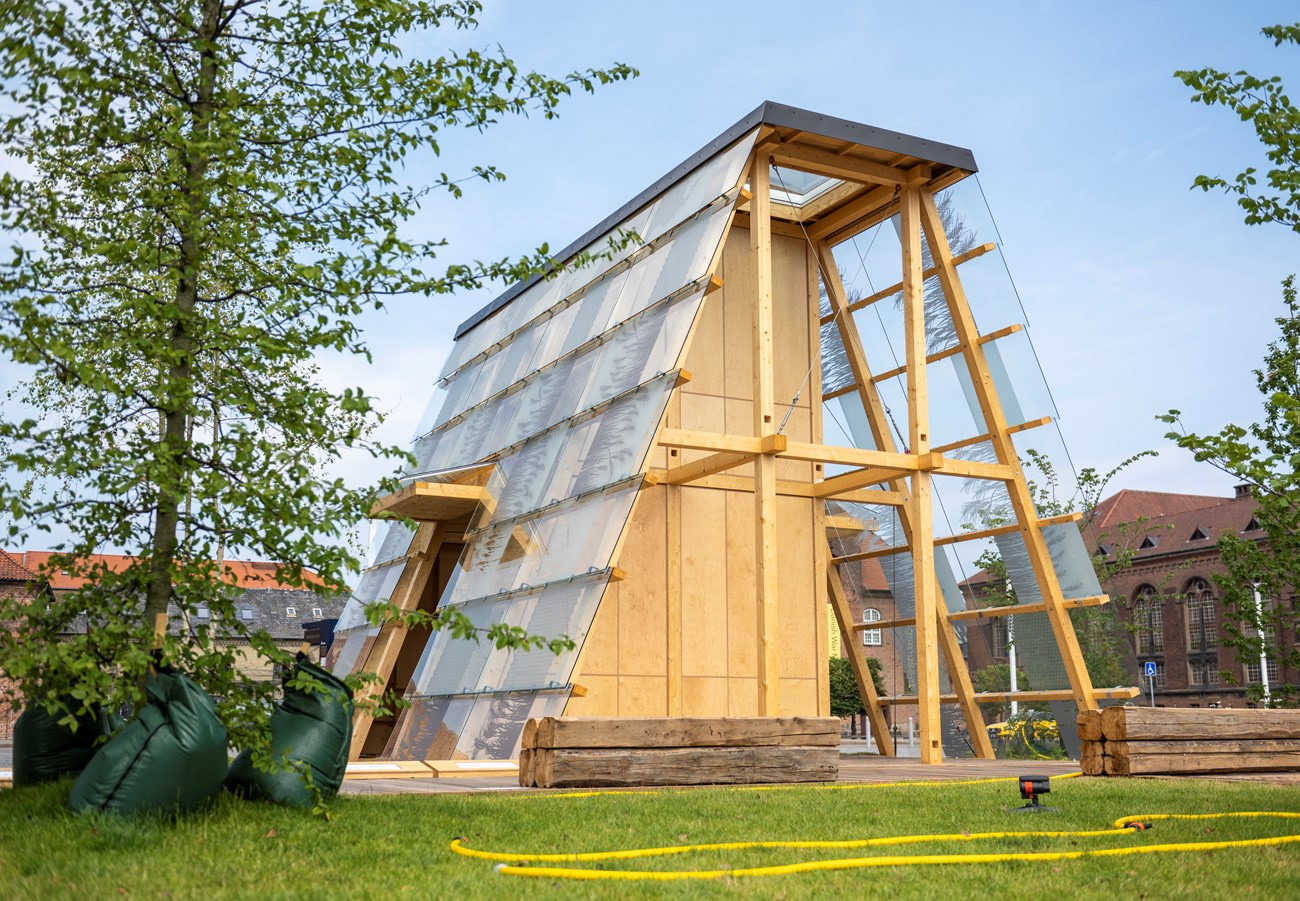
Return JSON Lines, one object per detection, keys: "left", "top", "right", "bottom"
{"left": 143, "top": 0, "right": 222, "bottom": 654}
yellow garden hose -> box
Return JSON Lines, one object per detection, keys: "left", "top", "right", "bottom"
{"left": 448, "top": 776, "right": 1300, "bottom": 882}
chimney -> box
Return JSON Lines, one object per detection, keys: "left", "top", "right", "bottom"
{"left": 1234, "top": 484, "right": 1252, "bottom": 499}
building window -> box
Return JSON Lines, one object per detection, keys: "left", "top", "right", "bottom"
{"left": 312, "top": 607, "right": 323, "bottom": 617}
{"left": 1189, "top": 659, "right": 1220, "bottom": 687}
{"left": 862, "top": 608, "right": 882, "bottom": 646}
{"left": 1133, "top": 585, "right": 1164, "bottom": 655}
{"left": 1153, "top": 661, "right": 1167, "bottom": 689}
{"left": 1246, "top": 659, "right": 1281, "bottom": 685}
{"left": 1186, "top": 578, "right": 1218, "bottom": 652}
{"left": 286, "top": 607, "right": 297, "bottom": 617}
{"left": 992, "top": 617, "right": 1010, "bottom": 658}
{"left": 195, "top": 605, "right": 210, "bottom": 621}
{"left": 239, "top": 607, "right": 256, "bottom": 622}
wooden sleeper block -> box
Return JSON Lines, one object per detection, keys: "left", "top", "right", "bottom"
{"left": 519, "top": 716, "right": 841, "bottom": 788}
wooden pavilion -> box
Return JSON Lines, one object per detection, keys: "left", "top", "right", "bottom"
{"left": 329, "top": 102, "right": 1136, "bottom": 767}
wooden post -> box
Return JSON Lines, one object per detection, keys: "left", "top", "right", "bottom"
{"left": 917, "top": 190, "right": 1099, "bottom": 713}
{"left": 899, "top": 186, "right": 942, "bottom": 764}
{"left": 666, "top": 483, "right": 683, "bottom": 716}
{"left": 751, "top": 153, "right": 780, "bottom": 715}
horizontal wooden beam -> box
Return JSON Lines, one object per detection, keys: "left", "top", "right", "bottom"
{"left": 931, "top": 457, "right": 1017, "bottom": 481}
{"left": 840, "top": 324, "right": 1023, "bottom": 391}
{"left": 863, "top": 595, "right": 1109, "bottom": 631}
{"left": 813, "top": 453, "right": 941, "bottom": 498}
{"left": 878, "top": 686, "right": 1141, "bottom": 706}
{"left": 369, "top": 482, "right": 486, "bottom": 522}
{"left": 658, "top": 428, "right": 765, "bottom": 455}
{"left": 831, "top": 511, "right": 1084, "bottom": 566}
{"left": 650, "top": 472, "right": 818, "bottom": 498}
{"left": 931, "top": 417, "right": 1053, "bottom": 455}
{"left": 814, "top": 167, "right": 971, "bottom": 246}
{"left": 654, "top": 450, "right": 753, "bottom": 486}
{"left": 764, "top": 142, "right": 916, "bottom": 188}
{"left": 780, "top": 440, "right": 933, "bottom": 472}
{"left": 818, "top": 242, "right": 996, "bottom": 326}
{"left": 825, "top": 513, "right": 867, "bottom": 540}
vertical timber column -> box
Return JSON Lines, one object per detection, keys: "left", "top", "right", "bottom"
{"left": 901, "top": 186, "right": 942, "bottom": 763}
{"left": 751, "top": 154, "right": 780, "bottom": 715}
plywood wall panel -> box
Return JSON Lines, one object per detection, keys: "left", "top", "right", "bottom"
{"left": 617, "top": 489, "right": 668, "bottom": 677}
{"left": 680, "top": 487, "right": 728, "bottom": 678}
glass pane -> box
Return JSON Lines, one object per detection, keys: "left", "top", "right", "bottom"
{"left": 328, "top": 624, "right": 378, "bottom": 678}
{"left": 370, "top": 521, "right": 415, "bottom": 569}
{"left": 489, "top": 578, "right": 609, "bottom": 692}
{"left": 582, "top": 296, "right": 698, "bottom": 405}
{"left": 641, "top": 129, "right": 755, "bottom": 245}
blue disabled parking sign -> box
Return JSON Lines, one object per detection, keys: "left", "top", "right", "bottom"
{"left": 1144, "top": 661, "right": 1157, "bottom": 677}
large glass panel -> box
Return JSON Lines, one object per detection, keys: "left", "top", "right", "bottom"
{"left": 581, "top": 299, "right": 699, "bottom": 409}
{"left": 410, "top": 594, "right": 515, "bottom": 696}
{"left": 983, "top": 328, "right": 1056, "bottom": 426}
{"left": 370, "top": 520, "right": 415, "bottom": 569}
{"left": 641, "top": 129, "right": 755, "bottom": 245}
{"left": 449, "top": 481, "right": 640, "bottom": 604}
{"left": 484, "top": 577, "right": 608, "bottom": 692}
{"left": 328, "top": 624, "right": 378, "bottom": 678}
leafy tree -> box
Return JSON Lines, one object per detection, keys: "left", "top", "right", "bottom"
{"left": 1162, "top": 22, "right": 1300, "bottom": 705}
{"left": 0, "top": 0, "right": 634, "bottom": 749}
{"left": 1176, "top": 25, "right": 1300, "bottom": 233}
{"left": 1160, "top": 278, "right": 1300, "bottom": 704}
{"left": 828, "top": 655, "right": 884, "bottom": 718}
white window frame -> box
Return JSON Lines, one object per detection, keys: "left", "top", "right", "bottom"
{"left": 862, "top": 608, "right": 882, "bottom": 647}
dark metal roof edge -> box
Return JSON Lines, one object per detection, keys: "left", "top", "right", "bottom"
{"left": 453, "top": 101, "right": 978, "bottom": 339}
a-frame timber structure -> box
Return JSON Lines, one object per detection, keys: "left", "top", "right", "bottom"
{"left": 329, "top": 102, "right": 1137, "bottom": 766}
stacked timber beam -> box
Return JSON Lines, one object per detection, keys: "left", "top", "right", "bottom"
{"left": 1078, "top": 707, "right": 1300, "bottom": 776}
{"left": 519, "top": 717, "right": 839, "bottom": 789}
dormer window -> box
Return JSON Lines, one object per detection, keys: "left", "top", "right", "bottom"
{"left": 1139, "top": 535, "right": 1160, "bottom": 550}
{"left": 1244, "top": 518, "right": 1261, "bottom": 532}
{"left": 1189, "top": 526, "right": 1209, "bottom": 541}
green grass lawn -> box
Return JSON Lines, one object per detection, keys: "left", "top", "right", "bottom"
{"left": 3, "top": 775, "right": 1300, "bottom": 899}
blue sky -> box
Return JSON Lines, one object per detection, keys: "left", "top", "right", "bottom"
{"left": 3, "top": 2, "right": 1297, "bottom": 557}
{"left": 338, "top": 0, "right": 1300, "bottom": 511}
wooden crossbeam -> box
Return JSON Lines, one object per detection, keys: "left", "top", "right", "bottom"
{"left": 931, "top": 417, "right": 1052, "bottom": 455}
{"left": 818, "top": 242, "right": 997, "bottom": 326}
{"left": 830, "top": 511, "right": 1085, "bottom": 566}
{"left": 879, "top": 687, "right": 1141, "bottom": 706}
{"left": 763, "top": 141, "right": 917, "bottom": 187}
{"left": 844, "top": 324, "right": 1023, "bottom": 389}
{"left": 369, "top": 482, "right": 485, "bottom": 522}
{"left": 811, "top": 167, "right": 971, "bottom": 247}
{"left": 814, "top": 453, "right": 941, "bottom": 499}
{"left": 655, "top": 451, "right": 753, "bottom": 486}
{"left": 931, "top": 458, "right": 1017, "bottom": 481}
{"left": 864, "top": 595, "right": 1109, "bottom": 631}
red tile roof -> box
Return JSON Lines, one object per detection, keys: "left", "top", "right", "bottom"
{"left": 1090, "top": 489, "right": 1228, "bottom": 530}
{"left": 1099, "top": 492, "right": 1260, "bottom": 562}
{"left": 7, "top": 551, "right": 327, "bottom": 592}
{"left": 0, "top": 549, "right": 39, "bottom": 583}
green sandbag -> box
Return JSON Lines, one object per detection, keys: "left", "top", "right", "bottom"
{"left": 69, "top": 670, "right": 228, "bottom": 816}
{"left": 12, "top": 702, "right": 117, "bottom": 787}
{"left": 225, "top": 656, "right": 353, "bottom": 808}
